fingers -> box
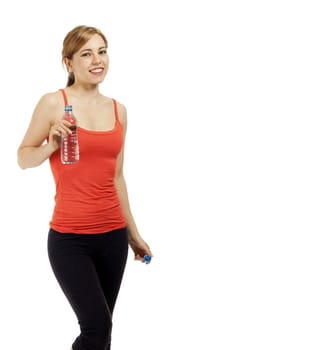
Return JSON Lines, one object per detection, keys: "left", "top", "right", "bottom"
{"left": 51, "top": 121, "right": 72, "bottom": 137}
{"left": 50, "top": 126, "right": 62, "bottom": 137}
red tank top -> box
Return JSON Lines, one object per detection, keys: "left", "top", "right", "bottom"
{"left": 49, "top": 89, "right": 127, "bottom": 234}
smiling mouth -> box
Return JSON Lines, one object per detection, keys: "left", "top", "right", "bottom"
{"left": 89, "top": 67, "right": 104, "bottom": 73}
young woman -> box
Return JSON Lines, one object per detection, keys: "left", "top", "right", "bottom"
{"left": 17, "top": 25, "right": 152, "bottom": 350}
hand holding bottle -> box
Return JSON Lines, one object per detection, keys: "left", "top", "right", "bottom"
{"left": 48, "top": 119, "right": 73, "bottom": 151}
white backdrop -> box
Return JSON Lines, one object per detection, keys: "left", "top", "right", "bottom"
{"left": 1, "top": 1, "right": 312, "bottom": 349}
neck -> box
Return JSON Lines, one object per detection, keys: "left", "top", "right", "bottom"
{"left": 66, "top": 85, "right": 102, "bottom": 103}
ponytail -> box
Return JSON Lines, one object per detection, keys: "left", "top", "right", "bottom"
{"left": 67, "top": 72, "right": 75, "bottom": 87}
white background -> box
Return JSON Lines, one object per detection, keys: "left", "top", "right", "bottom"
{"left": 1, "top": 0, "right": 312, "bottom": 349}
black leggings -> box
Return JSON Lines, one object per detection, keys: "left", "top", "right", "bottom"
{"left": 47, "top": 227, "right": 129, "bottom": 350}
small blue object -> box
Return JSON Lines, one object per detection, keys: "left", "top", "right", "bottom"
{"left": 143, "top": 255, "right": 152, "bottom": 263}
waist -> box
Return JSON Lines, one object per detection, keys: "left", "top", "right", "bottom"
{"left": 50, "top": 193, "right": 127, "bottom": 234}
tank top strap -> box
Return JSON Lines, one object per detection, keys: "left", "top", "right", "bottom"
{"left": 112, "top": 99, "right": 121, "bottom": 123}
{"left": 59, "top": 88, "right": 69, "bottom": 106}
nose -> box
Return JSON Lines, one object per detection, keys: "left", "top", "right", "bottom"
{"left": 92, "top": 54, "right": 101, "bottom": 64}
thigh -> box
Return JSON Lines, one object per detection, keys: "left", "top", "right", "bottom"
{"left": 47, "top": 229, "right": 111, "bottom": 324}
{"left": 93, "top": 228, "right": 129, "bottom": 313}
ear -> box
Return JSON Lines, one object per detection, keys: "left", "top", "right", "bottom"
{"left": 63, "top": 57, "right": 73, "bottom": 73}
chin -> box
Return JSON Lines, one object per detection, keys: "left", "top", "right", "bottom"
{"left": 94, "top": 75, "right": 106, "bottom": 83}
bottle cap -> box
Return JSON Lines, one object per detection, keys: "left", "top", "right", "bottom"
{"left": 143, "top": 255, "right": 152, "bottom": 264}
{"left": 64, "top": 105, "right": 73, "bottom": 112}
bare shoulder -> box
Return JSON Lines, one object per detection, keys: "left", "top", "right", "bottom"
{"left": 114, "top": 100, "right": 127, "bottom": 126}
{"left": 18, "top": 90, "right": 64, "bottom": 149}
{"left": 37, "top": 90, "right": 63, "bottom": 110}
{"left": 34, "top": 90, "right": 64, "bottom": 123}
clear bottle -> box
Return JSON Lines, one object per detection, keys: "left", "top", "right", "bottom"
{"left": 61, "top": 105, "right": 79, "bottom": 164}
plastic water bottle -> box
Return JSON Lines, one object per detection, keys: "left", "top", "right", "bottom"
{"left": 61, "top": 105, "right": 79, "bottom": 164}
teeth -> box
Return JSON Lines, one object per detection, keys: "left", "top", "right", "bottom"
{"left": 91, "top": 68, "right": 103, "bottom": 73}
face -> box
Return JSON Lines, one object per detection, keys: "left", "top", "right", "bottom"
{"left": 66, "top": 34, "right": 109, "bottom": 85}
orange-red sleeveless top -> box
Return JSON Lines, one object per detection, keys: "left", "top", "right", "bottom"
{"left": 49, "top": 89, "right": 127, "bottom": 234}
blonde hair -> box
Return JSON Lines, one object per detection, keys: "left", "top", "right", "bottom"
{"left": 62, "top": 25, "right": 108, "bottom": 87}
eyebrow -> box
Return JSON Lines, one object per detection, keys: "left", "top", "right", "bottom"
{"left": 80, "top": 46, "right": 107, "bottom": 54}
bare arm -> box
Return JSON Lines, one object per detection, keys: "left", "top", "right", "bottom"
{"left": 115, "top": 103, "right": 153, "bottom": 261}
{"left": 17, "top": 92, "right": 72, "bottom": 169}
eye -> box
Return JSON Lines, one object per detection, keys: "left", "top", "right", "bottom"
{"left": 99, "top": 49, "right": 107, "bottom": 55}
{"left": 81, "top": 52, "right": 91, "bottom": 57}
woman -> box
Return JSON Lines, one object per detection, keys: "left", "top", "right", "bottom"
{"left": 17, "top": 25, "right": 152, "bottom": 350}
